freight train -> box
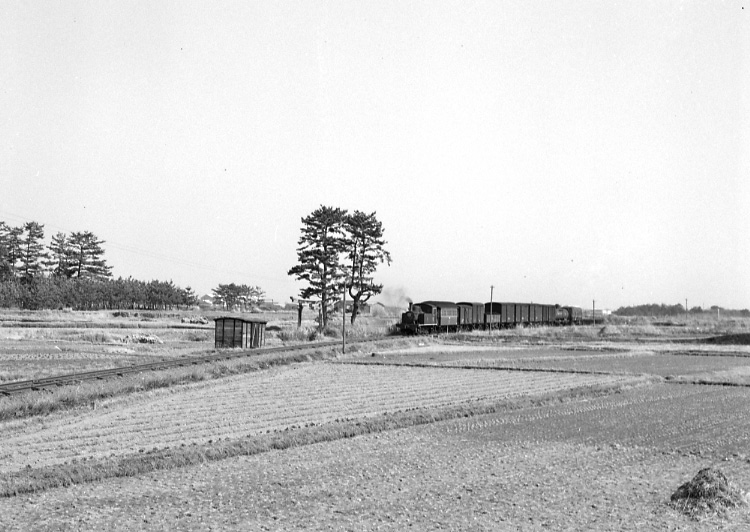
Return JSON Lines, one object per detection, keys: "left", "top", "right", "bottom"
{"left": 400, "top": 300, "right": 583, "bottom": 334}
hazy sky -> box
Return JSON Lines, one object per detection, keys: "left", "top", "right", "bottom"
{"left": 2, "top": 1, "right": 748, "bottom": 309}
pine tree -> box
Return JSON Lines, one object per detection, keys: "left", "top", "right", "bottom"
{"left": 288, "top": 206, "right": 347, "bottom": 329}
{"left": 0, "top": 221, "right": 11, "bottom": 281}
{"left": 343, "top": 211, "right": 392, "bottom": 324}
{"left": 44, "top": 232, "right": 70, "bottom": 277}
{"left": 20, "top": 221, "right": 47, "bottom": 282}
{"left": 66, "top": 231, "right": 112, "bottom": 279}
{"left": 2, "top": 225, "right": 24, "bottom": 279}
{"left": 211, "top": 283, "right": 265, "bottom": 311}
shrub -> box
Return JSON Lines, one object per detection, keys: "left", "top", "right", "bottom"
{"left": 322, "top": 325, "right": 342, "bottom": 338}
{"left": 80, "top": 331, "right": 117, "bottom": 344}
{"left": 278, "top": 327, "right": 314, "bottom": 343}
{"left": 184, "top": 331, "right": 210, "bottom": 342}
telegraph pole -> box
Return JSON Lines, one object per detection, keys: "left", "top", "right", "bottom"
{"left": 489, "top": 285, "right": 494, "bottom": 333}
{"left": 342, "top": 281, "right": 347, "bottom": 354}
{"left": 592, "top": 300, "right": 596, "bottom": 326}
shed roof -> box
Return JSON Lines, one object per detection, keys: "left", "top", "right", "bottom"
{"left": 214, "top": 316, "right": 268, "bottom": 324}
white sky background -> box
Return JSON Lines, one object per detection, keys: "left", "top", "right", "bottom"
{"left": 1, "top": 1, "right": 748, "bottom": 309}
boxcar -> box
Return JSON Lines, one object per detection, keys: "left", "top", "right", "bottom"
{"left": 456, "top": 301, "right": 484, "bottom": 329}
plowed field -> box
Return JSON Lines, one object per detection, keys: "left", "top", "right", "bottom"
{"left": 353, "top": 348, "right": 750, "bottom": 377}
{"left": 3, "top": 335, "right": 750, "bottom": 531}
{"left": 3, "top": 384, "right": 749, "bottom": 531}
{"left": 444, "top": 383, "right": 750, "bottom": 457}
{"left": 0, "top": 362, "right": 630, "bottom": 475}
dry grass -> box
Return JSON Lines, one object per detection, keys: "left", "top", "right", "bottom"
{"left": 0, "top": 336, "right": 422, "bottom": 421}
{"left": 671, "top": 367, "right": 750, "bottom": 386}
{"left": 669, "top": 467, "right": 748, "bottom": 520}
{"left": 454, "top": 316, "right": 750, "bottom": 343}
{"left": 272, "top": 316, "right": 398, "bottom": 343}
{"left": 0, "top": 347, "right": 338, "bottom": 422}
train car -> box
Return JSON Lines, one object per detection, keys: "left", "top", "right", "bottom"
{"left": 554, "top": 307, "right": 570, "bottom": 325}
{"left": 517, "top": 303, "right": 530, "bottom": 324}
{"left": 485, "top": 302, "right": 558, "bottom": 328}
{"left": 403, "top": 297, "right": 582, "bottom": 334}
{"left": 544, "top": 304, "right": 556, "bottom": 324}
{"left": 532, "top": 304, "right": 557, "bottom": 325}
{"left": 484, "top": 302, "right": 501, "bottom": 328}
{"left": 566, "top": 306, "right": 583, "bottom": 325}
{"left": 400, "top": 301, "right": 458, "bottom": 333}
{"left": 422, "top": 301, "right": 458, "bottom": 330}
{"left": 484, "top": 302, "right": 520, "bottom": 328}
{"left": 555, "top": 306, "right": 584, "bottom": 325}
{"left": 456, "top": 302, "right": 484, "bottom": 329}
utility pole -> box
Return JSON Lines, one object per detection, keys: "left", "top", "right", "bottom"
{"left": 342, "top": 281, "right": 347, "bottom": 354}
{"left": 592, "top": 300, "right": 596, "bottom": 326}
{"left": 489, "top": 285, "right": 494, "bottom": 333}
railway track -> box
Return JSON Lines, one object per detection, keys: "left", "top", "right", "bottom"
{"left": 0, "top": 339, "right": 377, "bottom": 397}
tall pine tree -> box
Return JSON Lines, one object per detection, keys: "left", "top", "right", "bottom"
{"left": 288, "top": 206, "right": 347, "bottom": 329}
{"left": 66, "top": 231, "right": 112, "bottom": 279}
{"left": 44, "top": 232, "right": 70, "bottom": 277}
{"left": 20, "top": 221, "right": 47, "bottom": 282}
{"left": 0, "top": 221, "right": 10, "bottom": 281}
{"left": 3, "top": 225, "right": 24, "bottom": 279}
{"left": 343, "top": 211, "right": 391, "bottom": 324}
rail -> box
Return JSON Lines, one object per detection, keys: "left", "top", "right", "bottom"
{"left": 0, "top": 338, "right": 381, "bottom": 396}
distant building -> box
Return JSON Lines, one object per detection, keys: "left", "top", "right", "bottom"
{"left": 198, "top": 295, "right": 215, "bottom": 309}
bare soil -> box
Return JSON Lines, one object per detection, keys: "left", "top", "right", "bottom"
{"left": 362, "top": 349, "right": 750, "bottom": 378}
{"left": 2, "top": 385, "right": 749, "bottom": 531}
{"left": 2, "top": 320, "right": 750, "bottom": 530}
{"left": 0, "top": 363, "right": 628, "bottom": 476}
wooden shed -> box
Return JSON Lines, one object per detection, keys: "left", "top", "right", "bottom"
{"left": 214, "top": 317, "right": 267, "bottom": 349}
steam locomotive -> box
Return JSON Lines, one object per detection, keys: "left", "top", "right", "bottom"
{"left": 400, "top": 300, "right": 583, "bottom": 334}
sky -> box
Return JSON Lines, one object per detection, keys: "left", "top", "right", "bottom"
{"left": 1, "top": 1, "right": 748, "bottom": 310}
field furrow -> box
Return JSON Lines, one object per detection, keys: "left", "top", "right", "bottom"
{"left": 441, "top": 383, "right": 750, "bottom": 457}
{"left": 0, "top": 362, "right": 631, "bottom": 475}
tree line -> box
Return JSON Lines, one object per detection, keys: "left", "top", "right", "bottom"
{"left": 613, "top": 303, "right": 750, "bottom": 318}
{"left": 0, "top": 276, "right": 197, "bottom": 310}
{"left": 0, "top": 221, "right": 197, "bottom": 310}
{"left": 1, "top": 221, "right": 111, "bottom": 281}
{"left": 288, "top": 206, "right": 391, "bottom": 328}
{"left": 211, "top": 283, "right": 265, "bottom": 311}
